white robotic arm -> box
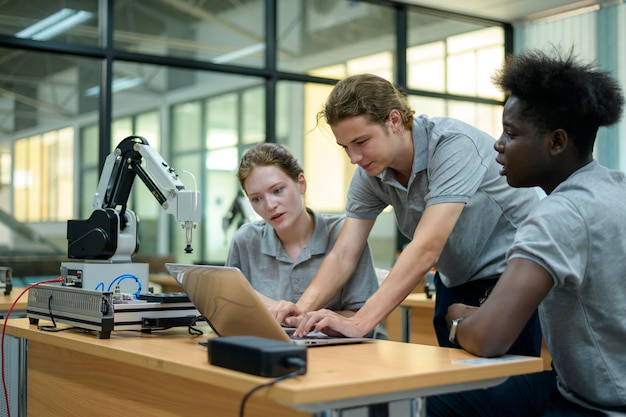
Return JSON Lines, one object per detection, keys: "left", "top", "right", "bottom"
{"left": 67, "top": 136, "right": 201, "bottom": 262}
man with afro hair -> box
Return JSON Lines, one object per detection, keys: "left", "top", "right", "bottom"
{"left": 428, "top": 48, "right": 626, "bottom": 417}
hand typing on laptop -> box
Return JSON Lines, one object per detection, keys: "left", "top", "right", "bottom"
{"left": 293, "top": 308, "right": 371, "bottom": 338}
{"left": 269, "top": 299, "right": 303, "bottom": 327}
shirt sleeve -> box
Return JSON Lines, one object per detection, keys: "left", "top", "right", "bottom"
{"left": 507, "top": 195, "right": 589, "bottom": 289}
{"left": 345, "top": 168, "right": 389, "bottom": 219}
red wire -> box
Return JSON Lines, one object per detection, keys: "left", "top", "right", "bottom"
{"left": 1, "top": 277, "right": 63, "bottom": 417}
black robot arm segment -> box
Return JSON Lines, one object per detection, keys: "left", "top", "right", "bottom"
{"left": 222, "top": 190, "right": 257, "bottom": 233}
{"left": 67, "top": 209, "right": 119, "bottom": 259}
{"left": 67, "top": 207, "right": 140, "bottom": 261}
{"left": 99, "top": 136, "right": 147, "bottom": 213}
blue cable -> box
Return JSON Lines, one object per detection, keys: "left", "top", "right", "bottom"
{"left": 107, "top": 274, "right": 142, "bottom": 299}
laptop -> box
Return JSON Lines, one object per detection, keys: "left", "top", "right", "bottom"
{"left": 164, "top": 263, "right": 372, "bottom": 346}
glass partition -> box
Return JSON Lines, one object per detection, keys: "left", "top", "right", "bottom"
{"left": 407, "top": 13, "right": 505, "bottom": 138}
{"left": 113, "top": 0, "right": 265, "bottom": 68}
{"left": 277, "top": 0, "right": 396, "bottom": 76}
{"left": 0, "top": 0, "right": 514, "bottom": 266}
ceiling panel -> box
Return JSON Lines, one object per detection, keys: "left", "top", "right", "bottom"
{"left": 398, "top": 0, "right": 608, "bottom": 22}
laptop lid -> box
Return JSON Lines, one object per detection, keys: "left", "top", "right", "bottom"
{"left": 164, "top": 263, "right": 370, "bottom": 346}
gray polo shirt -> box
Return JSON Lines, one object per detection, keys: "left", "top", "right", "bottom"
{"left": 346, "top": 115, "right": 539, "bottom": 287}
{"left": 226, "top": 210, "right": 378, "bottom": 310}
{"left": 509, "top": 161, "right": 626, "bottom": 412}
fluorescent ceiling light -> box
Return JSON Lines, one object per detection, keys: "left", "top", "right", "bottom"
{"left": 16, "top": 8, "right": 93, "bottom": 41}
{"left": 212, "top": 43, "right": 265, "bottom": 64}
{"left": 84, "top": 77, "right": 144, "bottom": 97}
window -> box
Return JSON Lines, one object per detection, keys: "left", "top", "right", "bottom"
{"left": 446, "top": 27, "right": 505, "bottom": 100}
{"left": 0, "top": 143, "right": 12, "bottom": 248}
{"left": 170, "top": 72, "right": 266, "bottom": 263}
{"left": 408, "top": 25, "right": 506, "bottom": 137}
{"left": 13, "top": 127, "right": 73, "bottom": 222}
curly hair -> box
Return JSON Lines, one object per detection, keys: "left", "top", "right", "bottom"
{"left": 317, "top": 73, "right": 415, "bottom": 130}
{"left": 492, "top": 48, "right": 624, "bottom": 155}
{"left": 237, "top": 143, "right": 303, "bottom": 191}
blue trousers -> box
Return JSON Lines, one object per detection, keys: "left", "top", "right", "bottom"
{"left": 426, "top": 370, "right": 607, "bottom": 417}
{"left": 432, "top": 272, "right": 543, "bottom": 357}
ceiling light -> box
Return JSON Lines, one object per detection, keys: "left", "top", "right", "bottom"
{"left": 16, "top": 8, "right": 93, "bottom": 41}
{"left": 84, "top": 77, "right": 144, "bottom": 97}
{"left": 212, "top": 43, "right": 265, "bottom": 64}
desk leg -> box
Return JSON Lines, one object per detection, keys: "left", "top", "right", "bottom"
{"left": 368, "top": 403, "right": 389, "bottom": 417}
{"left": 410, "top": 397, "right": 426, "bottom": 417}
{"left": 2, "top": 335, "right": 27, "bottom": 417}
{"left": 18, "top": 337, "right": 27, "bottom": 417}
{"left": 313, "top": 411, "right": 340, "bottom": 417}
{"left": 400, "top": 306, "right": 411, "bottom": 343}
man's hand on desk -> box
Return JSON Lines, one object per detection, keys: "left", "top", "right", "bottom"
{"left": 294, "top": 308, "right": 369, "bottom": 338}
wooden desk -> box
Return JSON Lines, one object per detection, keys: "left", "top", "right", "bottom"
{"left": 3, "top": 318, "right": 543, "bottom": 417}
{"left": 0, "top": 287, "right": 27, "bottom": 318}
